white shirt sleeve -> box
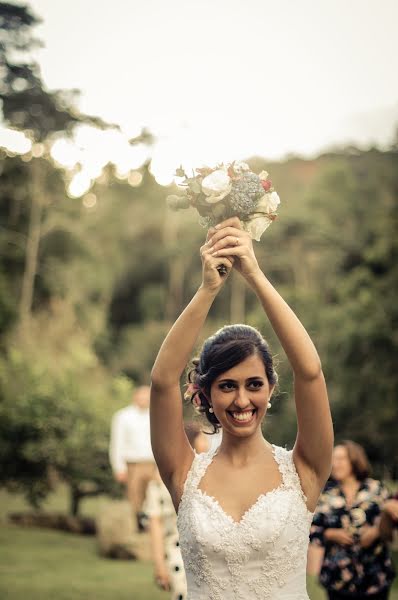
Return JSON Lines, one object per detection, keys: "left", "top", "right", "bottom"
{"left": 109, "top": 410, "right": 127, "bottom": 474}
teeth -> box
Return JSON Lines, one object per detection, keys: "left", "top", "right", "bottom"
{"left": 231, "top": 410, "right": 254, "bottom": 422}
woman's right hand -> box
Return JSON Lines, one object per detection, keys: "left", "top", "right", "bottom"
{"left": 154, "top": 564, "right": 171, "bottom": 591}
{"left": 206, "top": 217, "right": 262, "bottom": 282}
{"left": 324, "top": 528, "right": 354, "bottom": 545}
{"left": 200, "top": 229, "right": 234, "bottom": 293}
{"left": 383, "top": 499, "right": 398, "bottom": 521}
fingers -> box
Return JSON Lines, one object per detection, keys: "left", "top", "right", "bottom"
{"left": 215, "top": 256, "right": 234, "bottom": 270}
{"left": 214, "top": 216, "right": 242, "bottom": 230}
{"left": 206, "top": 217, "right": 242, "bottom": 242}
{"left": 201, "top": 242, "right": 234, "bottom": 268}
{"left": 210, "top": 235, "right": 243, "bottom": 251}
{"left": 208, "top": 227, "right": 250, "bottom": 249}
{"left": 205, "top": 228, "right": 213, "bottom": 244}
{"left": 205, "top": 254, "right": 234, "bottom": 270}
{"left": 341, "top": 534, "right": 354, "bottom": 545}
{"left": 210, "top": 246, "right": 245, "bottom": 258}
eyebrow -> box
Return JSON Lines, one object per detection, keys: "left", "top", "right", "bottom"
{"left": 217, "top": 376, "right": 265, "bottom": 383}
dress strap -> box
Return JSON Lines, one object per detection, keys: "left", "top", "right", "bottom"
{"left": 182, "top": 448, "right": 217, "bottom": 496}
{"left": 273, "top": 445, "right": 308, "bottom": 502}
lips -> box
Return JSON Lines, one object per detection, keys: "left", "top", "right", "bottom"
{"left": 227, "top": 409, "right": 257, "bottom": 426}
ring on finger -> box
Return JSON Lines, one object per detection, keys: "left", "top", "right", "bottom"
{"left": 234, "top": 237, "right": 239, "bottom": 246}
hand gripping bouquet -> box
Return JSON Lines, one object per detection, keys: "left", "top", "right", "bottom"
{"left": 166, "top": 160, "right": 280, "bottom": 247}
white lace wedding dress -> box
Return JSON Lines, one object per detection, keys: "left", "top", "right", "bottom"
{"left": 177, "top": 444, "right": 313, "bottom": 600}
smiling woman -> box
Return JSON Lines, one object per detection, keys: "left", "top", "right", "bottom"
{"left": 185, "top": 324, "right": 277, "bottom": 434}
{"left": 150, "top": 216, "right": 334, "bottom": 599}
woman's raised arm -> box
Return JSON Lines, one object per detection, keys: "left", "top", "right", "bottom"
{"left": 150, "top": 237, "right": 233, "bottom": 500}
{"left": 207, "top": 217, "right": 333, "bottom": 500}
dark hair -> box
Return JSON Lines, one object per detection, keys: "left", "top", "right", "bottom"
{"left": 186, "top": 324, "right": 277, "bottom": 433}
{"left": 338, "top": 440, "right": 372, "bottom": 481}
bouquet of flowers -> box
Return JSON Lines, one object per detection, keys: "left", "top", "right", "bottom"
{"left": 166, "top": 161, "right": 280, "bottom": 242}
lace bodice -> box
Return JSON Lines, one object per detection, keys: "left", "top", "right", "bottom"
{"left": 177, "top": 444, "right": 313, "bottom": 600}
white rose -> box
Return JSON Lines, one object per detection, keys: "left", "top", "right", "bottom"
{"left": 201, "top": 169, "right": 232, "bottom": 204}
{"left": 233, "top": 161, "right": 250, "bottom": 174}
{"left": 257, "top": 191, "right": 280, "bottom": 214}
{"left": 258, "top": 170, "right": 269, "bottom": 181}
{"left": 242, "top": 215, "right": 272, "bottom": 241}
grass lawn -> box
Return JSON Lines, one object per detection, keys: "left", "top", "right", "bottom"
{"left": 0, "top": 488, "right": 397, "bottom": 600}
{"left": 0, "top": 524, "right": 164, "bottom": 600}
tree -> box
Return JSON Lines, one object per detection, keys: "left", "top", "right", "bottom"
{"left": 0, "top": 303, "right": 131, "bottom": 513}
{"left": 309, "top": 152, "right": 398, "bottom": 477}
{"left": 0, "top": 2, "right": 113, "bottom": 325}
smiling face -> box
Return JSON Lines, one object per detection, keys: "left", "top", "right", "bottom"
{"left": 209, "top": 353, "right": 274, "bottom": 437}
{"left": 331, "top": 445, "right": 353, "bottom": 482}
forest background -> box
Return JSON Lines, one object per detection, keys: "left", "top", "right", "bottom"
{"left": 0, "top": 1, "right": 397, "bottom": 520}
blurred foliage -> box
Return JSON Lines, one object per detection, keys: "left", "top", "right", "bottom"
{"left": 0, "top": 303, "right": 132, "bottom": 512}
{"left": 1, "top": 145, "right": 397, "bottom": 513}
{"left": 0, "top": 1, "right": 397, "bottom": 515}
{"left": 0, "top": 2, "right": 111, "bottom": 140}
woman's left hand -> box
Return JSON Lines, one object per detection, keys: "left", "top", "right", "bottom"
{"left": 207, "top": 217, "right": 262, "bottom": 281}
{"left": 359, "top": 525, "right": 379, "bottom": 548}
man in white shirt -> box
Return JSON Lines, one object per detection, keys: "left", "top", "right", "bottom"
{"left": 109, "top": 385, "right": 156, "bottom": 530}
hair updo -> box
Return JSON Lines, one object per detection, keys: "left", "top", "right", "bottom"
{"left": 185, "top": 324, "right": 278, "bottom": 433}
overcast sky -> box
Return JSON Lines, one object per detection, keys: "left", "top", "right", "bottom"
{"left": 10, "top": 0, "right": 398, "bottom": 184}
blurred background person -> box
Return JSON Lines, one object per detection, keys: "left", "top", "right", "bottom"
{"left": 109, "top": 385, "right": 155, "bottom": 531}
{"left": 310, "top": 440, "right": 395, "bottom": 599}
{"left": 145, "top": 422, "right": 220, "bottom": 599}
{"left": 380, "top": 493, "right": 398, "bottom": 544}
{"left": 307, "top": 477, "right": 336, "bottom": 577}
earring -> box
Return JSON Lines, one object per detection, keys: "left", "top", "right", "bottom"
{"left": 209, "top": 406, "right": 214, "bottom": 413}
{"left": 267, "top": 401, "right": 272, "bottom": 408}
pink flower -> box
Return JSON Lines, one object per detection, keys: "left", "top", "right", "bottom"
{"left": 186, "top": 382, "right": 199, "bottom": 396}
{"left": 261, "top": 179, "right": 272, "bottom": 192}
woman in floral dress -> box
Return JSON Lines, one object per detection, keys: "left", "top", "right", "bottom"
{"left": 310, "top": 440, "right": 395, "bottom": 599}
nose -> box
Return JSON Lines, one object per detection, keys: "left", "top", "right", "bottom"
{"left": 234, "top": 387, "right": 251, "bottom": 410}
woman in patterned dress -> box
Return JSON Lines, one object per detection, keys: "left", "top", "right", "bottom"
{"left": 146, "top": 424, "right": 212, "bottom": 600}
{"left": 310, "top": 441, "right": 395, "bottom": 599}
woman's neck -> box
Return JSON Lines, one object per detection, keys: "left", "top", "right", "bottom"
{"left": 340, "top": 475, "right": 359, "bottom": 489}
{"left": 217, "top": 430, "right": 270, "bottom": 467}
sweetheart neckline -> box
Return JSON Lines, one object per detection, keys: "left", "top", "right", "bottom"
{"left": 195, "top": 482, "right": 286, "bottom": 526}
{"left": 195, "top": 443, "right": 284, "bottom": 525}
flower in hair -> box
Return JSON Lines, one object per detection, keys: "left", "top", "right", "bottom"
{"left": 166, "top": 161, "right": 280, "bottom": 241}
{"left": 184, "top": 381, "right": 201, "bottom": 404}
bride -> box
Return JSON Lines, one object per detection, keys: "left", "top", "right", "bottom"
{"left": 150, "top": 217, "right": 333, "bottom": 599}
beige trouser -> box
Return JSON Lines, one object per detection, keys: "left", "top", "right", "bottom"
{"left": 126, "top": 461, "right": 156, "bottom": 514}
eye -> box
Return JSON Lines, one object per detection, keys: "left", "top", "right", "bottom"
{"left": 218, "top": 381, "right": 236, "bottom": 391}
{"left": 247, "top": 380, "right": 264, "bottom": 390}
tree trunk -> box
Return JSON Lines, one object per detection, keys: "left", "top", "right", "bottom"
{"left": 70, "top": 486, "right": 81, "bottom": 517}
{"left": 289, "top": 237, "right": 310, "bottom": 291}
{"left": 163, "top": 210, "right": 186, "bottom": 321}
{"left": 165, "top": 255, "right": 186, "bottom": 321}
{"left": 18, "top": 158, "right": 43, "bottom": 323}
